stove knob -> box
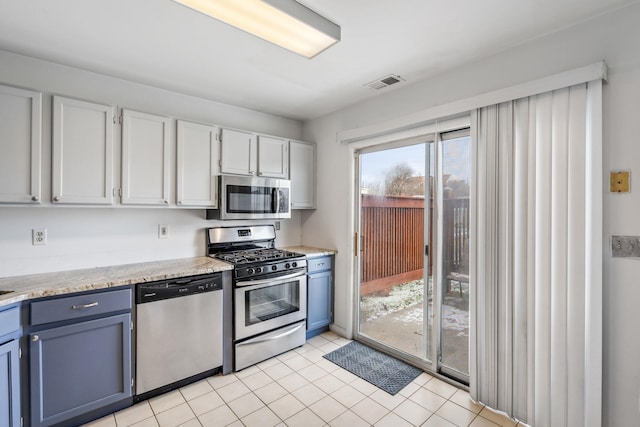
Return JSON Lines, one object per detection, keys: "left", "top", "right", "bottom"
{"left": 271, "top": 265, "right": 278, "bottom": 271}
{"left": 285, "top": 263, "right": 291, "bottom": 269}
{"left": 292, "top": 262, "right": 298, "bottom": 268}
{"left": 247, "top": 268, "right": 255, "bottom": 275}
{"left": 256, "top": 267, "right": 263, "bottom": 274}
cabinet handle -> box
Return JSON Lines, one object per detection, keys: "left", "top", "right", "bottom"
{"left": 72, "top": 302, "right": 99, "bottom": 310}
{"left": 31, "top": 195, "right": 39, "bottom": 202}
{"left": 53, "top": 196, "right": 60, "bottom": 202}
{"left": 32, "top": 335, "right": 39, "bottom": 342}
{"left": 163, "top": 200, "right": 169, "bottom": 204}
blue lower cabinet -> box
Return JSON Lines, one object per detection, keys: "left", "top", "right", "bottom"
{"left": 30, "top": 313, "right": 132, "bottom": 427}
{"left": 0, "top": 339, "right": 20, "bottom": 427}
{"left": 306, "top": 255, "right": 334, "bottom": 339}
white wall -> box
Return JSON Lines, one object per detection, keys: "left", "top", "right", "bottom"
{"left": 303, "top": 3, "right": 640, "bottom": 425}
{"left": 0, "top": 50, "right": 304, "bottom": 277}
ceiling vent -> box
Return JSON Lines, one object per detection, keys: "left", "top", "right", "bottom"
{"left": 365, "top": 74, "right": 405, "bottom": 90}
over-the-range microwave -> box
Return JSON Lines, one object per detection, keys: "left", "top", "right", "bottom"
{"left": 206, "top": 175, "right": 291, "bottom": 220}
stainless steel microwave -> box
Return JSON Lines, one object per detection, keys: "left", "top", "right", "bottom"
{"left": 206, "top": 175, "right": 291, "bottom": 220}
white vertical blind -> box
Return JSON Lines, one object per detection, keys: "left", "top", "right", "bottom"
{"left": 471, "top": 81, "right": 602, "bottom": 427}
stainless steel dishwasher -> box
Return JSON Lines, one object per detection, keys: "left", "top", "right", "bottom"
{"left": 135, "top": 272, "right": 224, "bottom": 398}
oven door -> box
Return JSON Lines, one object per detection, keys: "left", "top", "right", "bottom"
{"left": 235, "top": 270, "right": 306, "bottom": 340}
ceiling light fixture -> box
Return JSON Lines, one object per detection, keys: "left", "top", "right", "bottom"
{"left": 174, "top": 0, "right": 341, "bottom": 59}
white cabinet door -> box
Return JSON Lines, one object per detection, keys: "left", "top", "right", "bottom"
{"left": 220, "top": 128, "right": 256, "bottom": 176}
{"left": 257, "top": 135, "right": 288, "bottom": 178}
{"left": 0, "top": 85, "right": 42, "bottom": 204}
{"left": 121, "top": 109, "right": 171, "bottom": 205}
{"left": 289, "top": 140, "right": 316, "bottom": 209}
{"left": 176, "top": 120, "right": 219, "bottom": 207}
{"left": 52, "top": 96, "right": 114, "bottom": 205}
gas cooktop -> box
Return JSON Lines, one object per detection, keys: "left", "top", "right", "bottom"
{"left": 214, "top": 247, "right": 302, "bottom": 265}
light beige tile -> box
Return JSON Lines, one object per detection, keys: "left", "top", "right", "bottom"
{"left": 155, "top": 403, "right": 196, "bottom": 427}
{"left": 314, "top": 373, "right": 346, "bottom": 394}
{"left": 369, "top": 388, "right": 407, "bottom": 410}
{"left": 150, "top": 391, "right": 187, "bottom": 415}
{"left": 82, "top": 414, "right": 116, "bottom": 427}
{"left": 177, "top": 419, "right": 201, "bottom": 427}
{"left": 399, "top": 382, "right": 421, "bottom": 398}
{"left": 470, "top": 416, "right": 501, "bottom": 427}
{"left": 349, "top": 377, "right": 379, "bottom": 396}
{"left": 241, "top": 370, "right": 274, "bottom": 390}
{"left": 227, "top": 392, "right": 265, "bottom": 418}
{"left": 298, "top": 364, "right": 329, "bottom": 382}
{"left": 421, "top": 414, "right": 457, "bottom": 427}
{"left": 423, "top": 378, "right": 459, "bottom": 399}
{"left": 375, "top": 412, "right": 414, "bottom": 427}
{"left": 413, "top": 373, "right": 434, "bottom": 386}
{"left": 408, "top": 388, "right": 447, "bottom": 412}
{"left": 478, "top": 407, "right": 517, "bottom": 427}
{"left": 198, "top": 404, "right": 238, "bottom": 427}
{"left": 394, "top": 399, "right": 433, "bottom": 426}
{"left": 257, "top": 356, "right": 281, "bottom": 370}
{"left": 264, "top": 361, "right": 295, "bottom": 380}
{"left": 180, "top": 380, "right": 214, "bottom": 402}
{"left": 302, "top": 348, "right": 328, "bottom": 363}
{"left": 320, "top": 331, "right": 340, "bottom": 341}
{"left": 307, "top": 335, "right": 331, "bottom": 348}
{"left": 234, "top": 365, "right": 261, "bottom": 379}
{"left": 450, "top": 389, "right": 484, "bottom": 414}
{"left": 114, "top": 402, "right": 155, "bottom": 427}
{"left": 207, "top": 373, "right": 238, "bottom": 390}
{"left": 130, "top": 417, "right": 160, "bottom": 427}
{"left": 294, "top": 343, "right": 315, "bottom": 354}
{"left": 434, "top": 401, "right": 476, "bottom": 427}
{"left": 291, "top": 383, "right": 328, "bottom": 406}
{"left": 309, "top": 395, "right": 348, "bottom": 422}
{"left": 187, "top": 390, "right": 225, "bottom": 416}
{"left": 314, "top": 358, "right": 342, "bottom": 373}
{"left": 216, "top": 380, "right": 251, "bottom": 403}
{"left": 351, "top": 397, "right": 389, "bottom": 425}
{"left": 254, "top": 381, "right": 290, "bottom": 404}
{"left": 329, "top": 384, "right": 366, "bottom": 408}
{"left": 277, "top": 372, "right": 310, "bottom": 392}
{"left": 333, "top": 338, "right": 353, "bottom": 348}
{"left": 277, "top": 350, "right": 299, "bottom": 362}
{"left": 268, "top": 394, "right": 305, "bottom": 420}
{"left": 328, "top": 409, "right": 371, "bottom": 427}
{"left": 226, "top": 422, "right": 244, "bottom": 427}
{"left": 283, "top": 354, "right": 313, "bottom": 371}
{"left": 285, "top": 408, "right": 326, "bottom": 427}
{"left": 331, "top": 368, "right": 359, "bottom": 384}
{"left": 317, "top": 342, "right": 341, "bottom": 354}
{"left": 241, "top": 406, "right": 281, "bottom": 427}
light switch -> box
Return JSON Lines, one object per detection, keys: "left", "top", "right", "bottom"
{"left": 610, "top": 171, "right": 630, "bottom": 193}
{"left": 611, "top": 236, "right": 640, "bottom": 258}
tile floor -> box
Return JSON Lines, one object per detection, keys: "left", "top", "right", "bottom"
{"left": 84, "top": 332, "right": 526, "bottom": 427}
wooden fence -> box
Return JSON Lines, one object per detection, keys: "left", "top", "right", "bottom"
{"left": 360, "top": 194, "right": 469, "bottom": 296}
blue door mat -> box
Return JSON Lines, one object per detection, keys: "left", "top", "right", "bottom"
{"left": 323, "top": 341, "right": 422, "bottom": 395}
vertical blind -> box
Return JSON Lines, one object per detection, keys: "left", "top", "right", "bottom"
{"left": 470, "top": 81, "right": 603, "bottom": 427}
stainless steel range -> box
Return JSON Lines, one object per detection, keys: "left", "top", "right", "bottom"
{"left": 206, "top": 225, "right": 307, "bottom": 371}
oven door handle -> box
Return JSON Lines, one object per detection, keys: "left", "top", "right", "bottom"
{"left": 235, "top": 270, "right": 305, "bottom": 287}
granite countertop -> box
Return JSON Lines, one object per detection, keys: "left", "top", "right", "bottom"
{"left": 0, "top": 257, "right": 232, "bottom": 308}
{"left": 284, "top": 246, "right": 337, "bottom": 258}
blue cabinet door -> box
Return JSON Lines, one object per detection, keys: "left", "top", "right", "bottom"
{"left": 307, "top": 270, "right": 332, "bottom": 332}
{"left": 0, "top": 339, "right": 20, "bottom": 427}
{"left": 30, "top": 313, "right": 132, "bottom": 427}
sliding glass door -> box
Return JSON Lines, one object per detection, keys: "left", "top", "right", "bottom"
{"left": 354, "top": 129, "right": 471, "bottom": 383}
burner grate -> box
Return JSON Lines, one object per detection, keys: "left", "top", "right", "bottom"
{"left": 215, "top": 248, "right": 301, "bottom": 265}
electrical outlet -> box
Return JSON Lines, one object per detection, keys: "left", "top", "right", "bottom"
{"left": 32, "top": 228, "right": 47, "bottom": 245}
{"left": 275, "top": 221, "right": 281, "bottom": 231}
{"left": 158, "top": 224, "right": 169, "bottom": 239}
{"left": 611, "top": 236, "right": 640, "bottom": 258}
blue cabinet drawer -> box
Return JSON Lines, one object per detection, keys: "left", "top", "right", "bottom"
{"left": 0, "top": 306, "right": 19, "bottom": 338}
{"left": 307, "top": 256, "right": 332, "bottom": 273}
{"left": 31, "top": 288, "right": 132, "bottom": 326}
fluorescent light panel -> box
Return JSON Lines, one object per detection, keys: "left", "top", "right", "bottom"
{"left": 175, "top": 0, "right": 340, "bottom": 58}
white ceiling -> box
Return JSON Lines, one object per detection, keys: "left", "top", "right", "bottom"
{"left": 0, "top": 0, "right": 635, "bottom": 120}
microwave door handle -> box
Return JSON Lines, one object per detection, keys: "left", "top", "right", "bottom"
{"left": 271, "top": 188, "right": 280, "bottom": 213}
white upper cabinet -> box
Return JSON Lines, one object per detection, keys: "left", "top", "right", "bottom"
{"left": 0, "top": 85, "right": 42, "bottom": 204}
{"left": 289, "top": 140, "right": 316, "bottom": 209}
{"left": 257, "top": 135, "right": 288, "bottom": 179}
{"left": 52, "top": 96, "right": 114, "bottom": 205}
{"left": 121, "top": 109, "right": 171, "bottom": 205}
{"left": 219, "top": 128, "right": 256, "bottom": 176}
{"left": 176, "top": 120, "right": 219, "bottom": 207}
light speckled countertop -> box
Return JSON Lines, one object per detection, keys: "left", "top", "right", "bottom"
{"left": 0, "top": 257, "right": 232, "bottom": 308}
{"left": 284, "top": 246, "right": 337, "bottom": 258}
